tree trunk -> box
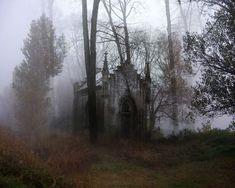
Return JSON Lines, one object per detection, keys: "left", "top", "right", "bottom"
{"left": 122, "top": 1, "right": 131, "bottom": 64}
{"left": 102, "top": 0, "right": 124, "bottom": 64}
{"left": 82, "top": 0, "right": 100, "bottom": 143}
{"left": 178, "top": 0, "right": 188, "bottom": 32}
{"left": 165, "top": 0, "right": 178, "bottom": 129}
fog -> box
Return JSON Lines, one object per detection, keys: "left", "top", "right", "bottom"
{"left": 0, "top": 1, "right": 39, "bottom": 89}
{"left": 0, "top": 0, "right": 232, "bottom": 131}
{"left": 0, "top": 0, "right": 201, "bottom": 94}
{"left": 0, "top": 0, "right": 168, "bottom": 129}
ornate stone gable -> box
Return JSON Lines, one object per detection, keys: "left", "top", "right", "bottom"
{"left": 73, "top": 55, "right": 151, "bottom": 138}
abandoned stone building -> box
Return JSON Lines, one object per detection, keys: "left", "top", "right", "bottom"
{"left": 73, "top": 53, "right": 151, "bottom": 137}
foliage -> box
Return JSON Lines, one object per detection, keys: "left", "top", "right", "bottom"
{"left": 13, "top": 15, "right": 66, "bottom": 133}
{"left": 184, "top": 0, "right": 235, "bottom": 117}
{"left": 197, "top": 120, "right": 212, "bottom": 132}
{"left": 227, "top": 121, "right": 235, "bottom": 131}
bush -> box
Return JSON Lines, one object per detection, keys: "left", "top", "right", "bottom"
{"left": 227, "top": 121, "right": 235, "bottom": 132}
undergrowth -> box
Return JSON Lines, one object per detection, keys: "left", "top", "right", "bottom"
{"left": 0, "top": 127, "right": 234, "bottom": 187}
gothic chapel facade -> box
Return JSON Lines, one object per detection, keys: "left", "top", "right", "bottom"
{"left": 73, "top": 53, "right": 151, "bottom": 138}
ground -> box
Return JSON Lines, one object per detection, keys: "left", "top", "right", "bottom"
{"left": 0, "top": 128, "right": 234, "bottom": 188}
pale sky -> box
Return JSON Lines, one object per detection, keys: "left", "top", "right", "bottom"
{"left": 0, "top": 0, "right": 168, "bottom": 92}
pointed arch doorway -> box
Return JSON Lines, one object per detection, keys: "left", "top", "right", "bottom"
{"left": 119, "top": 96, "right": 137, "bottom": 138}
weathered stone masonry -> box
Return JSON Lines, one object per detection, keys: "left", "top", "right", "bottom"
{"left": 73, "top": 53, "right": 151, "bottom": 137}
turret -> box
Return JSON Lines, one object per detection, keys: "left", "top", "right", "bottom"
{"left": 145, "top": 62, "right": 151, "bottom": 103}
{"left": 145, "top": 62, "right": 151, "bottom": 81}
{"left": 102, "top": 52, "right": 110, "bottom": 132}
{"left": 102, "top": 52, "right": 109, "bottom": 96}
{"left": 102, "top": 52, "right": 109, "bottom": 76}
{"left": 144, "top": 62, "right": 152, "bottom": 136}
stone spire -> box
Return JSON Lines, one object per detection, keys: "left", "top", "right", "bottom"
{"left": 145, "top": 62, "right": 151, "bottom": 104}
{"left": 144, "top": 62, "right": 151, "bottom": 135}
{"left": 102, "top": 52, "right": 109, "bottom": 75}
{"left": 102, "top": 52, "right": 109, "bottom": 98}
{"left": 145, "top": 62, "right": 151, "bottom": 80}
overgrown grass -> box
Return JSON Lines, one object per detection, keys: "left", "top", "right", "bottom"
{"left": 0, "top": 127, "right": 234, "bottom": 187}
{"left": 0, "top": 129, "right": 75, "bottom": 188}
{"left": 83, "top": 129, "right": 235, "bottom": 187}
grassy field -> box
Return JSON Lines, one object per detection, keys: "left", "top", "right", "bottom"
{"left": 0, "top": 128, "right": 234, "bottom": 187}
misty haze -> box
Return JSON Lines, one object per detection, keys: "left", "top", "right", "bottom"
{"left": 0, "top": 0, "right": 234, "bottom": 187}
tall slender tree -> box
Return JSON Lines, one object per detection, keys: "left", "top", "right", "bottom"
{"left": 165, "top": 0, "right": 179, "bottom": 130}
{"left": 82, "top": 0, "right": 101, "bottom": 143}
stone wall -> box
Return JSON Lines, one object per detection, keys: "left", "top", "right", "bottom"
{"left": 73, "top": 62, "right": 151, "bottom": 138}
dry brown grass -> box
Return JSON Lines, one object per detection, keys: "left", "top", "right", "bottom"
{"left": 1, "top": 127, "right": 234, "bottom": 187}
{"left": 0, "top": 127, "right": 97, "bottom": 187}
{"left": 0, "top": 127, "right": 41, "bottom": 168}
{"left": 75, "top": 131, "right": 235, "bottom": 187}
{"left": 31, "top": 132, "right": 97, "bottom": 175}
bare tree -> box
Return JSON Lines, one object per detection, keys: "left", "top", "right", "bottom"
{"left": 82, "top": 0, "right": 100, "bottom": 143}
{"left": 101, "top": 0, "right": 140, "bottom": 64}
{"left": 102, "top": 0, "right": 124, "bottom": 63}
{"left": 132, "top": 30, "right": 192, "bottom": 130}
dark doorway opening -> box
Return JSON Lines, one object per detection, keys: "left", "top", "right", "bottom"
{"left": 120, "top": 97, "right": 136, "bottom": 138}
